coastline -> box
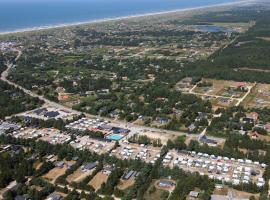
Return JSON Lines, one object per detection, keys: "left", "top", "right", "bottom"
{"left": 0, "top": 0, "right": 257, "bottom": 36}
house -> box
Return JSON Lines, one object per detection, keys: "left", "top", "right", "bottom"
{"left": 156, "top": 117, "right": 170, "bottom": 124}
{"left": 44, "top": 111, "right": 60, "bottom": 118}
{"left": 158, "top": 180, "right": 175, "bottom": 188}
{"left": 197, "top": 112, "right": 207, "bottom": 121}
{"left": 242, "top": 117, "right": 254, "bottom": 125}
{"left": 251, "top": 131, "right": 259, "bottom": 139}
{"left": 11, "top": 145, "right": 24, "bottom": 154}
{"left": 46, "top": 193, "right": 62, "bottom": 200}
{"left": 246, "top": 112, "right": 259, "bottom": 122}
{"left": 23, "top": 116, "right": 33, "bottom": 124}
{"left": 265, "top": 123, "right": 270, "bottom": 132}
{"left": 15, "top": 195, "right": 27, "bottom": 200}
{"left": 211, "top": 195, "right": 228, "bottom": 200}
{"left": 199, "top": 135, "right": 217, "bottom": 146}
{"left": 109, "top": 110, "right": 120, "bottom": 118}
{"left": 46, "top": 155, "right": 54, "bottom": 160}
{"left": 72, "top": 156, "right": 79, "bottom": 161}
{"left": 188, "top": 124, "right": 196, "bottom": 132}
{"left": 112, "top": 127, "right": 130, "bottom": 134}
{"left": 1, "top": 181, "right": 21, "bottom": 199}
{"left": 236, "top": 82, "right": 247, "bottom": 88}
{"left": 189, "top": 191, "right": 199, "bottom": 198}
{"left": 81, "top": 162, "right": 97, "bottom": 171}
{"left": 102, "top": 165, "right": 114, "bottom": 175}
{"left": 0, "top": 122, "right": 21, "bottom": 134}
{"left": 54, "top": 161, "right": 65, "bottom": 168}
{"left": 33, "top": 108, "right": 48, "bottom": 115}
{"left": 122, "top": 170, "right": 137, "bottom": 180}
{"left": 98, "top": 124, "right": 112, "bottom": 131}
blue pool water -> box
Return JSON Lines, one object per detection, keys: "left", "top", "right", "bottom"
{"left": 107, "top": 134, "right": 124, "bottom": 141}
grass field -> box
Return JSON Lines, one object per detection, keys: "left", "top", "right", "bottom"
{"left": 67, "top": 168, "right": 94, "bottom": 183}
{"left": 89, "top": 172, "right": 109, "bottom": 191}
{"left": 242, "top": 83, "right": 270, "bottom": 108}
{"left": 43, "top": 166, "right": 68, "bottom": 184}
{"left": 144, "top": 180, "right": 173, "bottom": 200}
{"left": 117, "top": 176, "right": 136, "bottom": 190}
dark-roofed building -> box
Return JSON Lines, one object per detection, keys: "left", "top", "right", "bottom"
{"left": 46, "top": 193, "right": 62, "bottom": 200}
{"left": 188, "top": 124, "right": 196, "bottom": 132}
{"left": 242, "top": 117, "right": 254, "bottom": 125}
{"left": 33, "top": 108, "right": 47, "bottom": 115}
{"left": 122, "top": 170, "right": 137, "bottom": 180}
{"left": 102, "top": 165, "right": 114, "bottom": 174}
{"left": 158, "top": 180, "right": 175, "bottom": 188}
{"left": 112, "top": 127, "right": 130, "bottom": 134}
{"left": 44, "top": 111, "right": 60, "bottom": 118}
{"left": 81, "top": 162, "right": 97, "bottom": 171}
{"left": 0, "top": 122, "right": 21, "bottom": 134}
{"left": 199, "top": 135, "right": 217, "bottom": 146}
{"left": 12, "top": 145, "right": 24, "bottom": 154}
{"left": 15, "top": 195, "right": 27, "bottom": 200}
{"left": 98, "top": 124, "right": 112, "bottom": 131}
{"left": 55, "top": 161, "right": 65, "bottom": 168}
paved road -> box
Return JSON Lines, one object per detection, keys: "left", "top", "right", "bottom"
{"left": 1, "top": 51, "right": 196, "bottom": 141}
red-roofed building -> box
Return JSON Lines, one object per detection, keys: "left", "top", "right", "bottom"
{"left": 237, "top": 82, "right": 247, "bottom": 88}
{"left": 251, "top": 131, "right": 259, "bottom": 139}
{"left": 246, "top": 112, "right": 259, "bottom": 122}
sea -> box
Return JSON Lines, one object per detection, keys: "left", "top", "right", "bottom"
{"left": 0, "top": 0, "right": 246, "bottom": 33}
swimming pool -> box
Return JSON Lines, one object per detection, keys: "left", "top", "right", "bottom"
{"left": 107, "top": 134, "right": 124, "bottom": 141}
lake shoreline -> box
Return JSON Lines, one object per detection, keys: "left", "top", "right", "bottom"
{"left": 0, "top": 0, "right": 257, "bottom": 36}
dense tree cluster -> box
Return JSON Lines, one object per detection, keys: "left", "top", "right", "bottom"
{"left": 0, "top": 80, "right": 43, "bottom": 119}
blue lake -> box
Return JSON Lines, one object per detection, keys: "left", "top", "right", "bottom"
{"left": 192, "top": 25, "right": 236, "bottom": 32}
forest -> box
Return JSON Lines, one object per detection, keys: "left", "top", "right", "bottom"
{"left": 0, "top": 80, "right": 43, "bottom": 119}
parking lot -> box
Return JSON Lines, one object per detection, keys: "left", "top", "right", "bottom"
{"left": 70, "top": 135, "right": 115, "bottom": 154}
{"left": 11, "top": 127, "right": 71, "bottom": 145}
{"left": 111, "top": 142, "right": 161, "bottom": 164}
{"left": 0, "top": 121, "right": 21, "bottom": 134}
{"left": 66, "top": 118, "right": 130, "bottom": 141}
{"left": 17, "top": 105, "right": 77, "bottom": 121}
{"left": 163, "top": 150, "right": 266, "bottom": 187}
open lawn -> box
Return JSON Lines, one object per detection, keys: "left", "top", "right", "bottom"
{"left": 89, "top": 172, "right": 109, "bottom": 191}
{"left": 43, "top": 166, "right": 68, "bottom": 184}
{"left": 190, "top": 78, "right": 255, "bottom": 108}
{"left": 201, "top": 79, "right": 251, "bottom": 97}
{"left": 213, "top": 187, "right": 259, "bottom": 200}
{"left": 144, "top": 180, "right": 172, "bottom": 200}
{"left": 136, "top": 129, "right": 181, "bottom": 145}
{"left": 242, "top": 83, "right": 270, "bottom": 108}
{"left": 67, "top": 168, "right": 94, "bottom": 183}
{"left": 117, "top": 177, "right": 135, "bottom": 190}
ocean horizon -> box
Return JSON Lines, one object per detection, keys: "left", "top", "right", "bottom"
{"left": 0, "top": 0, "right": 250, "bottom": 34}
